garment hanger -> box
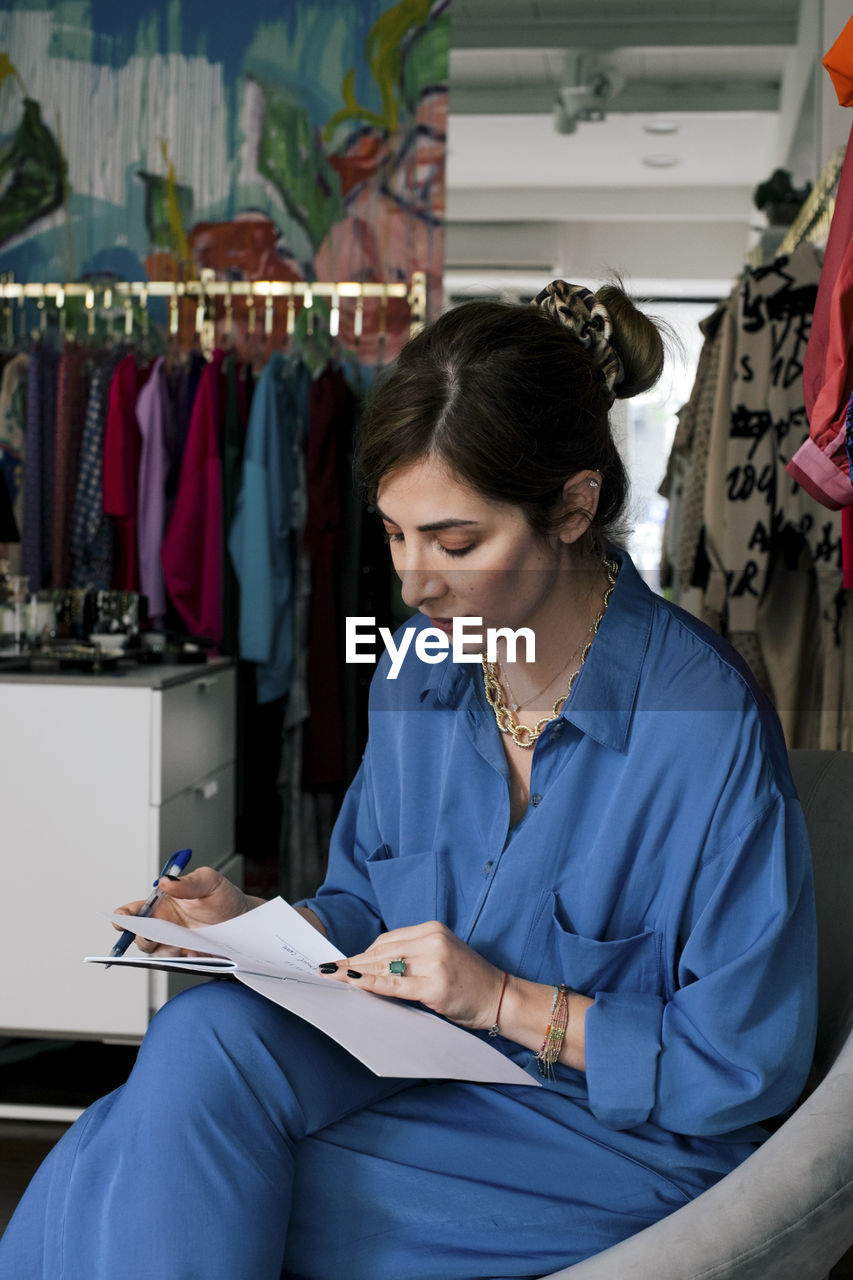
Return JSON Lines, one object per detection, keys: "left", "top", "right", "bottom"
{"left": 0, "top": 275, "right": 423, "bottom": 368}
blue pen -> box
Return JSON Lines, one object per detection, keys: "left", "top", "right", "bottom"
{"left": 107, "top": 848, "right": 193, "bottom": 960}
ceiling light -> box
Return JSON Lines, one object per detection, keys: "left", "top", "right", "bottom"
{"left": 641, "top": 153, "right": 681, "bottom": 168}
{"left": 643, "top": 119, "right": 679, "bottom": 135}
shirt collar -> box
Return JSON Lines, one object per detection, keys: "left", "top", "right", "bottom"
{"left": 561, "top": 547, "right": 652, "bottom": 752}
{"left": 418, "top": 547, "right": 653, "bottom": 753}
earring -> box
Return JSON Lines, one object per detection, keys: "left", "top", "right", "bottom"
{"left": 589, "top": 479, "right": 599, "bottom": 489}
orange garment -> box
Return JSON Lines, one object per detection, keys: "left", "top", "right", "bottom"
{"left": 823, "top": 16, "right": 853, "bottom": 106}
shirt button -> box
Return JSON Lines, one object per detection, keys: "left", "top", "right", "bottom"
{"left": 483, "top": 861, "right": 493, "bottom": 875}
{"left": 530, "top": 793, "right": 542, "bottom": 806}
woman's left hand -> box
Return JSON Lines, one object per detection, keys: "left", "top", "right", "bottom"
{"left": 321, "top": 921, "right": 505, "bottom": 1031}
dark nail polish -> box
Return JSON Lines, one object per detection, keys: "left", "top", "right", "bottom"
{"left": 318, "top": 962, "right": 339, "bottom": 974}
{"left": 163, "top": 874, "right": 180, "bottom": 882}
{"left": 347, "top": 969, "right": 362, "bottom": 979}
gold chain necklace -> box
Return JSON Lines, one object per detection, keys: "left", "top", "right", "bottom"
{"left": 481, "top": 557, "right": 618, "bottom": 749}
{"left": 497, "top": 623, "right": 591, "bottom": 711}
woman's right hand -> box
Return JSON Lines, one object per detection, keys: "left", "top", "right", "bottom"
{"left": 113, "top": 867, "right": 264, "bottom": 956}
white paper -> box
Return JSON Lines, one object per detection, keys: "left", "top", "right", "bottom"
{"left": 86, "top": 897, "right": 537, "bottom": 1087}
{"left": 84, "top": 954, "right": 237, "bottom": 974}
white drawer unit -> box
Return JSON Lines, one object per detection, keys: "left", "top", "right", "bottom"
{"left": 155, "top": 669, "right": 236, "bottom": 804}
{"left": 0, "top": 660, "right": 238, "bottom": 1043}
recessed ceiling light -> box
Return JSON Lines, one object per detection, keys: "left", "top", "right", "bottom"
{"left": 643, "top": 118, "right": 679, "bottom": 135}
{"left": 642, "top": 153, "right": 681, "bottom": 168}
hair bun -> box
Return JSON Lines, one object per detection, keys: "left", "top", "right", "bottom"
{"left": 595, "top": 282, "right": 664, "bottom": 399}
{"left": 533, "top": 280, "right": 624, "bottom": 403}
{"left": 534, "top": 279, "right": 664, "bottom": 402}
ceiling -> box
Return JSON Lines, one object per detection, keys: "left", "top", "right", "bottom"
{"left": 443, "top": 0, "right": 848, "bottom": 301}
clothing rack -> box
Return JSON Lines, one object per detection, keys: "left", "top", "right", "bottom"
{"left": 0, "top": 270, "right": 427, "bottom": 353}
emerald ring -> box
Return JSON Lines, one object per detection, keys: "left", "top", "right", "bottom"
{"left": 389, "top": 958, "right": 407, "bottom": 976}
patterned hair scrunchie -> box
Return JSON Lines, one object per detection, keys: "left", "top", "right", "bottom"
{"left": 533, "top": 280, "right": 625, "bottom": 403}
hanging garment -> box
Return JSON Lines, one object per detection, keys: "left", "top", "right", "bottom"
{"left": 822, "top": 14, "right": 853, "bottom": 106}
{"left": 275, "top": 410, "right": 315, "bottom": 901}
{"left": 302, "top": 361, "right": 356, "bottom": 788}
{"left": 164, "top": 349, "right": 205, "bottom": 527}
{"left": 221, "top": 352, "right": 251, "bottom": 655}
{"left": 102, "top": 352, "right": 151, "bottom": 591}
{"left": 135, "top": 356, "right": 171, "bottom": 623}
{"left": 658, "top": 406, "right": 689, "bottom": 591}
{"left": 705, "top": 245, "right": 823, "bottom": 625}
{"left": 786, "top": 118, "right": 853, "bottom": 510}
{"left": 21, "top": 341, "right": 59, "bottom": 591}
{"left": 338, "top": 483, "right": 396, "bottom": 778}
{"left": 51, "top": 342, "right": 92, "bottom": 588}
{"left": 228, "top": 351, "right": 309, "bottom": 702}
{"left": 701, "top": 244, "right": 846, "bottom": 748}
{"left": 0, "top": 468, "right": 19, "bottom": 542}
{"left": 161, "top": 349, "right": 225, "bottom": 646}
{"left": 69, "top": 346, "right": 125, "bottom": 590}
{"left": 276, "top": 544, "right": 319, "bottom": 902}
{"left": 0, "top": 351, "right": 28, "bottom": 574}
{"left": 658, "top": 295, "right": 737, "bottom": 618}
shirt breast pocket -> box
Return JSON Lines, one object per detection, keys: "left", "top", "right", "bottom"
{"left": 520, "top": 890, "right": 664, "bottom": 997}
{"left": 365, "top": 845, "right": 439, "bottom": 931}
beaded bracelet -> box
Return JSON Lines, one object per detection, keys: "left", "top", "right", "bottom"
{"left": 535, "top": 983, "right": 570, "bottom": 1078}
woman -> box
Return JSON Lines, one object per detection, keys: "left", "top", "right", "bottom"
{"left": 0, "top": 282, "right": 817, "bottom": 1280}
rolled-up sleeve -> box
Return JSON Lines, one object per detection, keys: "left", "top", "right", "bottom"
{"left": 584, "top": 793, "right": 817, "bottom": 1134}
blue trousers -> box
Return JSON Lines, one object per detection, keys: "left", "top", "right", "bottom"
{"left": 0, "top": 982, "right": 745, "bottom": 1280}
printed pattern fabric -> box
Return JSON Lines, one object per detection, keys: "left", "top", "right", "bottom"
{"left": 51, "top": 342, "right": 92, "bottom": 588}
{"left": 0, "top": 352, "right": 29, "bottom": 573}
{"left": 701, "top": 244, "right": 848, "bottom": 748}
{"left": 704, "top": 245, "right": 841, "bottom": 627}
{"left": 659, "top": 297, "right": 736, "bottom": 616}
{"left": 70, "top": 347, "right": 125, "bottom": 590}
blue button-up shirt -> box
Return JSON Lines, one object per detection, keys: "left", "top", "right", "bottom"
{"left": 303, "top": 549, "right": 817, "bottom": 1140}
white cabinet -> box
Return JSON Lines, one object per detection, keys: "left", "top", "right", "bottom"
{"left": 0, "top": 661, "right": 238, "bottom": 1041}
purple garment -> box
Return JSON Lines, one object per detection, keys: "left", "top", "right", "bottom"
{"left": 21, "top": 342, "right": 60, "bottom": 590}
{"left": 136, "top": 356, "right": 170, "bottom": 622}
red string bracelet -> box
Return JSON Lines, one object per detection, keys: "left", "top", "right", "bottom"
{"left": 488, "top": 970, "right": 509, "bottom": 1038}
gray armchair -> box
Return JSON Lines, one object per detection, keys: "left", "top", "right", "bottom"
{"left": 542, "top": 749, "right": 853, "bottom": 1280}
